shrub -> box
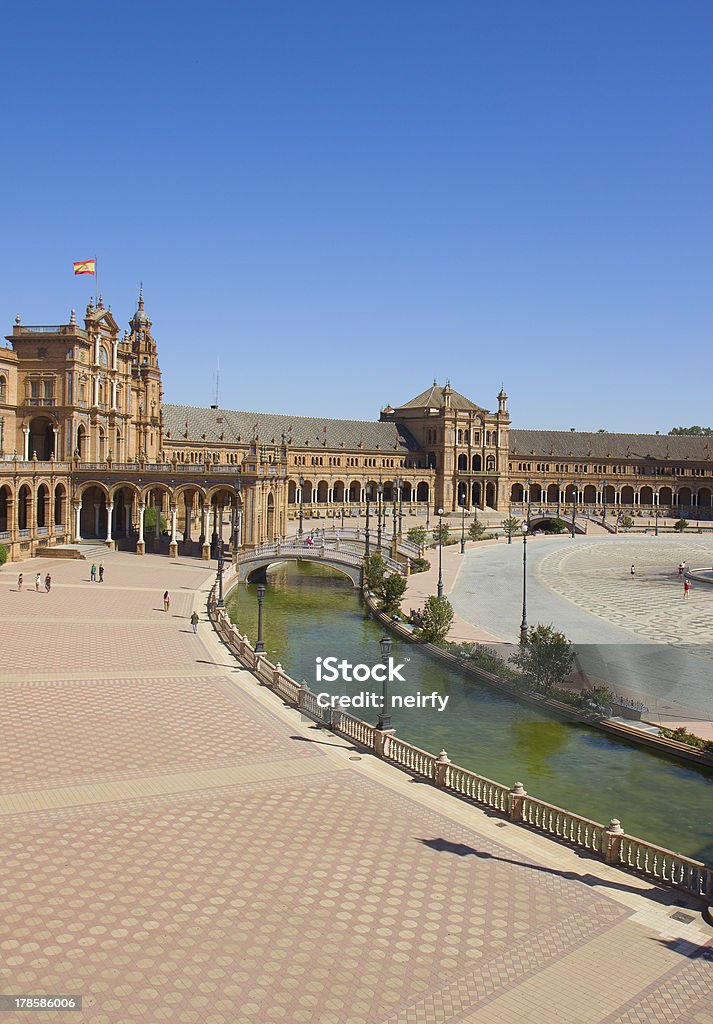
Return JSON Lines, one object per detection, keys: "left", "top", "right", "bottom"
{"left": 432, "top": 522, "right": 451, "bottom": 546}
{"left": 619, "top": 514, "right": 634, "bottom": 529}
{"left": 0, "top": 543, "right": 7, "bottom": 566}
{"left": 468, "top": 518, "right": 486, "bottom": 542}
{"left": 674, "top": 519, "right": 689, "bottom": 532}
{"left": 410, "top": 557, "right": 431, "bottom": 574}
{"left": 512, "top": 624, "right": 575, "bottom": 692}
{"left": 418, "top": 595, "right": 454, "bottom": 643}
{"left": 381, "top": 574, "right": 407, "bottom": 615}
{"left": 501, "top": 516, "right": 521, "bottom": 541}
{"left": 406, "top": 526, "right": 428, "bottom": 549}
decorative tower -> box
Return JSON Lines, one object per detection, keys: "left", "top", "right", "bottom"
{"left": 128, "top": 287, "right": 163, "bottom": 460}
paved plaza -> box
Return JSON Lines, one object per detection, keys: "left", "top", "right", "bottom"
{"left": 0, "top": 550, "right": 711, "bottom": 1023}
{"left": 434, "top": 535, "right": 713, "bottom": 733}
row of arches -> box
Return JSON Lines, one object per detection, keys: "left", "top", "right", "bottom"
{"left": 456, "top": 454, "right": 497, "bottom": 472}
{"left": 510, "top": 483, "right": 713, "bottom": 507}
{"left": 0, "top": 483, "right": 67, "bottom": 535}
{"left": 287, "top": 479, "right": 431, "bottom": 504}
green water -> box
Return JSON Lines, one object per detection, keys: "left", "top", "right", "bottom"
{"left": 226, "top": 563, "right": 713, "bottom": 863}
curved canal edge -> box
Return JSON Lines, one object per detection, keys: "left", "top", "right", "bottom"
{"left": 210, "top": 565, "right": 713, "bottom": 909}
{"left": 362, "top": 591, "right": 713, "bottom": 771}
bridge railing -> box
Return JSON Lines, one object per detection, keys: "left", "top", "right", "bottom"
{"left": 207, "top": 585, "right": 713, "bottom": 905}
{"left": 239, "top": 539, "right": 404, "bottom": 574}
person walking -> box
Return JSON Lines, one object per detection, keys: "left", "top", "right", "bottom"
{"left": 683, "top": 578, "right": 691, "bottom": 599}
{"left": 98, "top": 562, "right": 105, "bottom": 583}
{"left": 35, "top": 572, "right": 41, "bottom": 592}
{"left": 44, "top": 573, "right": 52, "bottom": 593}
{"left": 17, "top": 573, "right": 23, "bottom": 591}
{"left": 163, "top": 590, "right": 171, "bottom": 612}
{"left": 630, "top": 564, "right": 636, "bottom": 577}
{"left": 90, "top": 563, "right": 97, "bottom": 583}
{"left": 678, "top": 563, "right": 684, "bottom": 577}
{"left": 190, "top": 610, "right": 199, "bottom": 634}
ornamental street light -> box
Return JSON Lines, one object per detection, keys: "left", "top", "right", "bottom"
{"left": 365, "top": 485, "right": 372, "bottom": 558}
{"left": 557, "top": 480, "right": 561, "bottom": 519}
{"left": 602, "top": 479, "right": 608, "bottom": 520}
{"left": 298, "top": 475, "right": 305, "bottom": 538}
{"left": 377, "top": 635, "right": 392, "bottom": 730}
{"left": 519, "top": 522, "right": 529, "bottom": 643}
{"left": 397, "top": 477, "right": 403, "bottom": 538}
{"left": 460, "top": 486, "right": 468, "bottom": 554}
{"left": 216, "top": 518, "right": 225, "bottom": 608}
{"left": 255, "top": 583, "right": 266, "bottom": 653}
{"left": 392, "top": 491, "right": 397, "bottom": 544}
{"left": 571, "top": 485, "right": 579, "bottom": 538}
{"left": 377, "top": 482, "right": 384, "bottom": 551}
{"left": 437, "top": 507, "right": 445, "bottom": 599}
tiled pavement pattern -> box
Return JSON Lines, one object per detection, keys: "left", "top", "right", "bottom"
{"left": 0, "top": 551, "right": 711, "bottom": 1023}
{"left": 537, "top": 538, "right": 713, "bottom": 651}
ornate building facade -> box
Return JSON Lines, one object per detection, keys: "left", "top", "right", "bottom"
{"left": 2, "top": 295, "right": 713, "bottom": 561}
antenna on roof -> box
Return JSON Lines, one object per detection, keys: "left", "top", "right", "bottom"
{"left": 210, "top": 359, "right": 219, "bottom": 410}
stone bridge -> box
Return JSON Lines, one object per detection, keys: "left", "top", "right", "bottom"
{"left": 237, "top": 540, "right": 406, "bottom": 586}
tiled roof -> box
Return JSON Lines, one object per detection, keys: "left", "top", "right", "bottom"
{"left": 510, "top": 429, "right": 713, "bottom": 462}
{"left": 395, "top": 383, "right": 486, "bottom": 412}
{"left": 162, "top": 404, "right": 419, "bottom": 452}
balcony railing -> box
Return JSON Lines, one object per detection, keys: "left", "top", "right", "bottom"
{"left": 24, "top": 398, "right": 55, "bottom": 407}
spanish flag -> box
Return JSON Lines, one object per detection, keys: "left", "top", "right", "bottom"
{"left": 73, "top": 259, "right": 96, "bottom": 276}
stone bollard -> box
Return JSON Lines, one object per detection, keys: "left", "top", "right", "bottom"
{"left": 603, "top": 818, "right": 625, "bottom": 865}
{"left": 373, "top": 727, "right": 396, "bottom": 758}
{"left": 509, "top": 781, "right": 528, "bottom": 823}
{"left": 434, "top": 749, "right": 450, "bottom": 788}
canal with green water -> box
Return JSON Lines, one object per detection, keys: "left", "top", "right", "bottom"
{"left": 226, "top": 563, "right": 713, "bottom": 863}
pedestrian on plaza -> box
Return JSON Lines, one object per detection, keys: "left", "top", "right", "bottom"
{"left": 98, "top": 562, "right": 105, "bottom": 583}
{"left": 190, "top": 610, "right": 199, "bottom": 634}
{"left": 683, "top": 579, "right": 691, "bottom": 599}
{"left": 163, "top": 590, "right": 171, "bottom": 612}
{"left": 678, "top": 563, "right": 684, "bottom": 577}
{"left": 35, "top": 572, "right": 41, "bottom": 592}
{"left": 630, "top": 564, "right": 636, "bottom": 577}
{"left": 90, "top": 563, "right": 97, "bottom": 582}
{"left": 44, "top": 573, "right": 51, "bottom": 593}
{"left": 17, "top": 573, "right": 23, "bottom": 591}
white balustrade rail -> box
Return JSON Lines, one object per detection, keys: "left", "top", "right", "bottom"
{"left": 207, "top": 585, "right": 713, "bottom": 904}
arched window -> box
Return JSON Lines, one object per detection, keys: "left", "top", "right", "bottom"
{"left": 0, "top": 375, "right": 6, "bottom": 401}
{"left": 99, "top": 347, "right": 108, "bottom": 366}
{"left": 486, "top": 455, "right": 496, "bottom": 472}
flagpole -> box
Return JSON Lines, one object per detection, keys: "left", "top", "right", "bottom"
{"left": 95, "top": 254, "right": 99, "bottom": 306}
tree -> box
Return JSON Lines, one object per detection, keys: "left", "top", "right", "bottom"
{"left": 674, "top": 519, "right": 689, "bottom": 532}
{"left": 512, "top": 624, "right": 575, "bottom": 692}
{"left": 669, "top": 426, "right": 713, "bottom": 436}
{"left": 407, "top": 526, "right": 428, "bottom": 549}
{"left": 418, "top": 595, "right": 454, "bottom": 644}
{"left": 468, "top": 518, "right": 486, "bottom": 542}
{"left": 501, "top": 516, "right": 521, "bottom": 542}
{"left": 0, "top": 543, "right": 7, "bottom": 567}
{"left": 619, "top": 514, "right": 634, "bottom": 530}
{"left": 364, "top": 552, "right": 387, "bottom": 593}
{"left": 143, "top": 506, "right": 168, "bottom": 533}
{"left": 432, "top": 522, "right": 451, "bottom": 546}
{"left": 381, "top": 574, "right": 408, "bottom": 615}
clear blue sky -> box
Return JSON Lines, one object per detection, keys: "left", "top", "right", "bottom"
{"left": 2, "top": 1, "right": 711, "bottom": 432}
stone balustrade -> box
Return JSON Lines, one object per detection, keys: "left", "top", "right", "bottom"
{"left": 207, "top": 587, "right": 713, "bottom": 905}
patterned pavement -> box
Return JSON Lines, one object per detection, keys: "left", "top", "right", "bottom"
{"left": 0, "top": 550, "right": 711, "bottom": 1023}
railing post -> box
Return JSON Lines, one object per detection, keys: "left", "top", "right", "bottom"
{"left": 434, "top": 749, "right": 450, "bottom": 788}
{"left": 272, "top": 663, "right": 283, "bottom": 689}
{"left": 298, "top": 681, "right": 310, "bottom": 710}
{"left": 603, "top": 818, "right": 625, "bottom": 865}
{"left": 373, "top": 727, "right": 396, "bottom": 758}
{"left": 509, "top": 781, "right": 527, "bottom": 823}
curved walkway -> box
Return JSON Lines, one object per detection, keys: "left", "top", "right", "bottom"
{"left": 0, "top": 550, "right": 711, "bottom": 1023}
{"left": 443, "top": 535, "right": 713, "bottom": 735}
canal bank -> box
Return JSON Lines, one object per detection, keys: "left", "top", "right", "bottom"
{"left": 224, "top": 561, "right": 713, "bottom": 866}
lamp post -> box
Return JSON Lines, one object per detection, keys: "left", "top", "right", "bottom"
{"left": 298, "top": 475, "right": 305, "bottom": 538}
{"left": 377, "top": 635, "right": 392, "bottom": 730}
{"left": 654, "top": 502, "right": 659, "bottom": 536}
{"left": 365, "top": 485, "right": 371, "bottom": 557}
{"left": 233, "top": 480, "right": 242, "bottom": 555}
{"left": 397, "top": 477, "right": 403, "bottom": 538}
{"left": 571, "top": 484, "right": 578, "bottom": 538}
{"left": 460, "top": 486, "right": 468, "bottom": 554}
{"left": 216, "top": 523, "right": 225, "bottom": 608}
{"left": 557, "top": 480, "right": 561, "bottom": 519}
{"left": 377, "top": 482, "right": 383, "bottom": 551}
{"left": 437, "top": 507, "right": 445, "bottom": 598}
{"left": 392, "top": 490, "right": 397, "bottom": 545}
{"left": 255, "top": 583, "right": 266, "bottom": 652}
{"left": 602, "top": 479, "right": 607, "bottom": 521}
{"left": 519, "top": 522, "right": 529, "bottom": 643}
